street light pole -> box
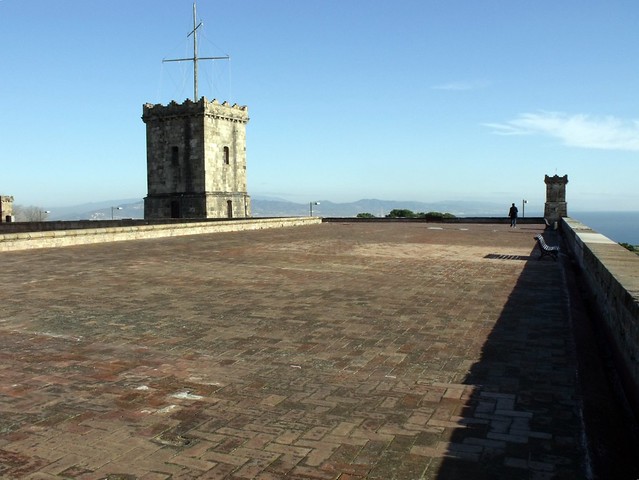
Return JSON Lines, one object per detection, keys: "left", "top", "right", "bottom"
{"left": 111, "top": 206, "right": 123, "bottom": 220}
{"left": 309, "top": 202, "right": 320, "bottom": 216}
{"left": 522, "top": 199, "right": 527, "bottom": 218}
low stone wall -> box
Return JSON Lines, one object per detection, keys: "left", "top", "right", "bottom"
{"left": 322, "top": 217, "right": 545, "bottom": 224}
{"left": 561, "top": 217, "right": 639, "bottom": 414}
{"left": 0, "top": 217, "right": 321, "bottom": 252}
{"left": 0, "top": 219, "right": 150, "bottom": 233}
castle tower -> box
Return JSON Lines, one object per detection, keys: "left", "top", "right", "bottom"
{"left": 142, "top": 98, "right": 250, "bottom": 219}
{"left": 0, "top": 195, "right": 14, "bottom": 222}
{"left": 143, "top": 2, "right": 250, "bottom": 220}
{"left": 544, "top": 174, "right": 568, "bottom": 223}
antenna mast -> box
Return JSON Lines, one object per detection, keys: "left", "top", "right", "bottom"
{"left": 163, "top": 1, "right": 229, "bottom": 101}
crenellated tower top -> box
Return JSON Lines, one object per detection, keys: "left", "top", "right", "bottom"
{"left": 142, "top": 97, "right": 249, "bottom": 124}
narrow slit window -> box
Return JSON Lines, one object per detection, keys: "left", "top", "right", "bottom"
{"left": 223, "top": 146, "right": 230, "bottom": 165}
{"left": 171, "top": 146, "right": 179, "bottom": 166}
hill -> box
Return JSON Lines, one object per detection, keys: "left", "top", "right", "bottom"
{"left": 46, "top": 197, "right": 509, "bottom": 221}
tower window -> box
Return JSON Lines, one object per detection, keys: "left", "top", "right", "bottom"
{"left": 223, "top": 146, "right": 230, "bottom": 165}
{"left": 171, "top": 146, "right": 179, "bottom": 166}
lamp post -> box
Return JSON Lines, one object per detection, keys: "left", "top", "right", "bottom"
{"left": 111, "top": 206, "right": 123, "bottom": 220}
{"left": 39, "top": 210, "right": 50, "bottom": 221}
{"left": 522, "top": 199, "right": 527, "bottom": 218}
{"left": 309, "top": 202, "right": 320, "bottom": 216}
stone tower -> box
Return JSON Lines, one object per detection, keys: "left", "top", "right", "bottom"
{"left": 544, "top": 174, "right": 568, "bottom": 223}
{"left": 0, "top": 195, "right": 14, "bottom": 222}
{"left": 142, "top": 98, "right": 250, "bottom": 219}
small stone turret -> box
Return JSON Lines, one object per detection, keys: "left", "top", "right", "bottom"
{"left": 1, "top": 195, "right": 14, "bottom": 222}
{"left": 544, "top": 174, "right": 568, "bottom": 223}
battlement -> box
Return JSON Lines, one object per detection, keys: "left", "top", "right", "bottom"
{"left": 142, "top": 97, "right": 249, "bottom": 124}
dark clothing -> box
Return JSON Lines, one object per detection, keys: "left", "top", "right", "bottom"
{"left": 509, "top": 205, "right": 518, "bottom": 227}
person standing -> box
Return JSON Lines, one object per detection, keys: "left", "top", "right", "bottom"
{"left": 509, "top": 203, "right": 518, "bottom": 228}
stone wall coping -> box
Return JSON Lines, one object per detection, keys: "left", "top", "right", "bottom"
{"left": 576, "top": 232, "right": 618, "bottom": 245}
{"left": 563, "top": 217, "right": 639, "bottom": 292}
{"left": 0, "top": 217, "right": 320, "bottom": 252}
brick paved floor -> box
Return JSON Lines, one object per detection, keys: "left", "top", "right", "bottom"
{"left": 0, "top": 222, "right": 626, "bottom": 478}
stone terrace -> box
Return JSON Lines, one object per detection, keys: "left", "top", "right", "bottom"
{"left": 0, "top": 222, "right": 635, "bottom": 479}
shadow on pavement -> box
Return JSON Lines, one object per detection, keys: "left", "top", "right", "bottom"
{"left": 435, "top": 230, "right": 639, "bottom": 479}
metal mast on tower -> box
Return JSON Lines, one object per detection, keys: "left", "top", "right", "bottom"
{"left": 163, "top": 2, "right": 229, "bottom": 101}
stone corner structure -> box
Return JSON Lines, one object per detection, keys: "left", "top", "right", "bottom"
{"left": 0, "top": 195, "right": 14, "bottom": 222}
{"left": 142, "top": 97, "right": 250, "bottom": 220}
{"left": 544, "top": 174, "right": 568, "bottom": 223}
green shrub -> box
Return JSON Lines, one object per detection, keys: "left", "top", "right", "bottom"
{"left": 386, "top": 209, "right": 415, "bottom": 218}
{"left": 416, "top": 211, "right": 456, "bottom": 219}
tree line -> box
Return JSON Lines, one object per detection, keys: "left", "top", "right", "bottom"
{"left": 9, "top": 205, "right": 49, "bottom": 222}
{"left": 356, "top": 209, "right": 456, "bottom": 219}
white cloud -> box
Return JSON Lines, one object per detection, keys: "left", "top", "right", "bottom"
{"left": 484, "top": 111, "right": 639, "bottom": 151}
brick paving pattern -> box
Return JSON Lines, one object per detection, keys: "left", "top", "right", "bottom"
{"left": 0, "top": 223, "right": 603, "bottom": 478}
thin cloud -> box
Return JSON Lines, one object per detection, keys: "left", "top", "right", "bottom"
{"left": 484, "top": 111, "right": 639, "bottom": 151}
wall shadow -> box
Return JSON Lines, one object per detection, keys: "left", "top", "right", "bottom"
{"left": 433, "top": 230, "right": 639, "bottom": 480}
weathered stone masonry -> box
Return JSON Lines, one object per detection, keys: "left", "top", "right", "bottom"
{"left": 142, "top": 98, "right": 250, "bottom": 219}
{"left": 0, "top": 196, "right": 14, "bottom": 222}
{"left": 544, "top": 174, "right": 568, "bottom": 223}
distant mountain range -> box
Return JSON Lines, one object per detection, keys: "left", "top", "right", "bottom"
{"left": 46, "top": 199, "right": 145, "bottom": 221}
{"left": 250, "top": 197, "right": 509, "bottom": 218}
{"left": 46, "top": 197, "right": 511, "bottom": 221}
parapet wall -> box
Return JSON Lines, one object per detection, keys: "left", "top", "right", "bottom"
{"left": 561, "top": 217, "right": 639, "bottom": 414}
{"left": 322, "top": 217, "right": 545, "bottom": 225}
{"left": 142, "top": 98, "right": 249, "bottom": 124}
{"left": 0, "top": 217, "right": 320, "bottom": 252}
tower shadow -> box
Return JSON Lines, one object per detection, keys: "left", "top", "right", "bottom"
{"left": 432, "top": 231, "right": 639, "bottom": 479}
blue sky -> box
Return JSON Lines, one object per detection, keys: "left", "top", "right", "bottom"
{"left": 1, "top": 0, "right": 638, "bottom": 213}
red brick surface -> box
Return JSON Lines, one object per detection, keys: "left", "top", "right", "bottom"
{"left": 0, "top": 222, "right": 621, "bottom": 478}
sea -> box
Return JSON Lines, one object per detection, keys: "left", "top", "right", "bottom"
{"left": 570, "top": 211, "right": 639, "bottom": 246}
